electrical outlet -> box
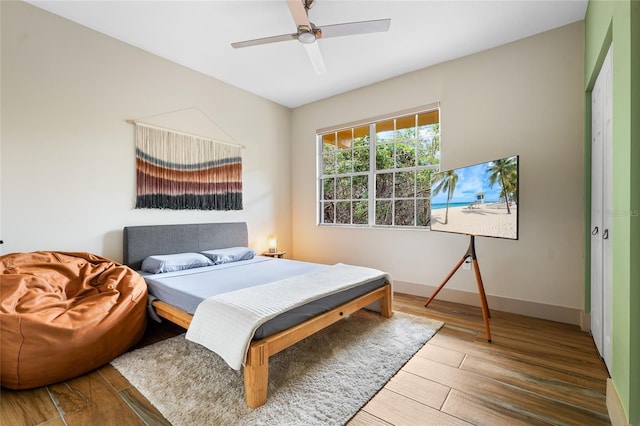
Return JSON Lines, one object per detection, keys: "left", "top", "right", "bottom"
{"left": 463, "top": 257, "right": 472, "bottom": 270}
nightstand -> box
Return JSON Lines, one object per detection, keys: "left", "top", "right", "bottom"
{"left": 262, "top": 251, "right": 285, "bottom": 259}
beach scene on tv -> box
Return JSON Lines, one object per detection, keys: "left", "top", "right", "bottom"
{"left": 430, "top": 155, "right": 518, "bottom": 239}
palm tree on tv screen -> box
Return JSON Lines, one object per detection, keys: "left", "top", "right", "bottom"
{"left": 432, "top": 170, "right": 458, "bottom": 224}
{"left": 486, "top": 157, "right": 517, "bottom": 214}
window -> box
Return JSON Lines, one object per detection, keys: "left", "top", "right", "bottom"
{"left": 318, "top": 107, "right": 440, "bottom": 228}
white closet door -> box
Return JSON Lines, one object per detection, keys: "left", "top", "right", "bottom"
{"left": 601, "top": 46, "right": 613, "bottom": 370}
{"left": 590, "top": 66, "right": 603, "bottom": 357}
{"left": 591, "top": 44, "right": 612, "bottom": 371}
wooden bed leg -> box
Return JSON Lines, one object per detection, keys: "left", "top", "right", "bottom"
{"left": 381, "top": 284, "right": 393, "bottom": 318}
{"left": 244, "top": 343, "right": 268, "bottom": 408}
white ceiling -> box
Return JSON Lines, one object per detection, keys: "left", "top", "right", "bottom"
{"left": 27, "top": 0, "right": 587, "bottom": 108}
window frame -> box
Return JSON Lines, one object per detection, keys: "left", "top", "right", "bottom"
{"left": 317, "top": 104, "right": 440, "bottom": 229}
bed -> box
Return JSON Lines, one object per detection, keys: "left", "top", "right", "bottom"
{"left": 123, "top": 222, "right": 392, "bottom": 408}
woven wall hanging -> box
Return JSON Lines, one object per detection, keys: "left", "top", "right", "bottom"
{"left": 133, "top": 122, "right": 243, "bottom": 210}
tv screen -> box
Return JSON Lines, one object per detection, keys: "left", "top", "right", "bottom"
{"left": 430, "top": 155, "right": 519, "bottom": 240}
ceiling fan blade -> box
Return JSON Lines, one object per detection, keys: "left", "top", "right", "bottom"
{"left": 303, "top": 42, "right": 326, "bottom": 74}
{"left": 287, "top": 0, "right": 312, "bottom": 29}
{"left": 319, "top": 19, "right": 391, "bottom": 39}
{"left": 231, "top": 33, "right": 298, "bottom": 49}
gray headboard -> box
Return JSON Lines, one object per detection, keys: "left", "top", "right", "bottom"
{"left": 123, "top": 222, "right": 248, "bottom": 270}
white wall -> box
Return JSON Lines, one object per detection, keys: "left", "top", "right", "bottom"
{"left": 1, "top": 1, "right": 291, "bottom": 261}
{"left": 1, "top": 2, "right": 586, "bottom": 323}
{"left": 291, "top": 22, "right": 585, "bottom": 321}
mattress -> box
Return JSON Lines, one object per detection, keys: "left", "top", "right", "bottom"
{"left": 142, "top": 256, "right": 387, "bottom": 339}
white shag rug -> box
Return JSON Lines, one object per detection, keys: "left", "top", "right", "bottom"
{"left": 111, "top": 310, "right": 443, "bottom": 426}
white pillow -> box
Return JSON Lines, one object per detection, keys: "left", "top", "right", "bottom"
{"left": 200, "top": 247, "right": 256, "bottom": 265}
{"left": 141, "top": 252, "right": 214, "bottom": 274}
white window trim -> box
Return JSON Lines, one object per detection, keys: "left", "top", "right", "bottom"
{"left": 317, "top": 104, "right": 440, "bottom": 229}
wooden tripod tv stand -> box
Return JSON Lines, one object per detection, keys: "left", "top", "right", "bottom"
{"left": 424, "top": 235, "right": 492, "bottom": 342}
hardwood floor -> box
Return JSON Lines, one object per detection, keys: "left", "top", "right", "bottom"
{"left": 1, "top": 293, "right": 610, "bottom": 425}
{"left": 351, "top": 294, "right": 611, "bottom": 426}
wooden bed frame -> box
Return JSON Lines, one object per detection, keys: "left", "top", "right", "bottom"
{"left": 152, "top": 285, "right": 392, "bottom": 408}
{"left": 123, "top": 222, "right": 393, "bottom": 408}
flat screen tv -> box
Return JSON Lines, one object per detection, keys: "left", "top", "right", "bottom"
{"left": 430, "top": 155, "right": 519, "bottom": 240}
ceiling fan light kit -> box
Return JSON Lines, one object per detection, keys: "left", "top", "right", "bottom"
{"left": 297, "top": 27, "right": 319, "bottom": 44}
{"left": 231, "top": 0, "right": 390, "bottom": 74}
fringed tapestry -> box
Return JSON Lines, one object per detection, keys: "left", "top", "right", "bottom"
{"left": 135, "top": 124, "right": 243, "bottom": 210}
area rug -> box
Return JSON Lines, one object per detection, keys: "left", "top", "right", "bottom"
{"left": 111, "top": 310, "right": 443, "bottom": 425}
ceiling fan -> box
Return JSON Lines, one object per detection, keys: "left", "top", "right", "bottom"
{"left": 231, "top": 0, "right": 391, "bottom": 74}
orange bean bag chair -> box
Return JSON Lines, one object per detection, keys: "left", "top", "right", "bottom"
{"left": 1, "top": 251, "right": 147, "bottom": 389}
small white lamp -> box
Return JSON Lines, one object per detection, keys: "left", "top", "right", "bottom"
{"left": 267, "top": 235, "right": 278, "bottom": 253}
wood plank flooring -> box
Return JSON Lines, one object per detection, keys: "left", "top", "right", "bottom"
{"left": 350, "top": 294, "right": 611, "bottom": 426}
{"left": 1, "top": 293, "right": 610, "bottom": 425}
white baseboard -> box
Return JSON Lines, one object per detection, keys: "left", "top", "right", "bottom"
{"left": 394, "top": 280, "right": 583, "bottom": 325}
{"left": 607, "top": 379, "right": 630, "bottom": 426}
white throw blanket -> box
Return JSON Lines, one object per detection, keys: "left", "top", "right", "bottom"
{"left": 185, "top": 263, "right": 392, "bottom": 370}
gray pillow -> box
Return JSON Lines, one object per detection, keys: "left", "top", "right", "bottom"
{"left": 200, "top": 247, "right": 256, "bottom": 265}
{"left": 141, "top": 252, "right": 214, "bottom": 274}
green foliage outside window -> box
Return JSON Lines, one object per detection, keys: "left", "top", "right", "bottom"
{"left": 320, "top": 110, "right": 440, "bottom": 227}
